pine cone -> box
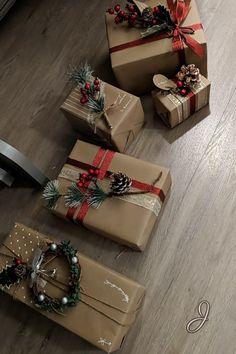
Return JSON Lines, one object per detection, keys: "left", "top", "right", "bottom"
{"left": 176, "top": 64, "right": 200, "bottom": 87}
{"left": 110, "top": 172, "right": 132, "bottom": 196}
{"left": 141, "top": 7, "right": 153, "bottom": 26}
{"left": 14, "top": 264, "right": 27, "bottom": 278}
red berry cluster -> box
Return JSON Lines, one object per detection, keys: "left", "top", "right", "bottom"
{"left": 176, "top": 80, "right": 188, "bottom": 96}
{"left": 107, "top": 2, "right": 160, "bottom": 27}
{"left": 14, "top": 258, "right": 23, "bottom": 265}
{"left": 80, "top": 78, "right": 101, "bottom": 105}
{"left": 77, "top": 168, "right": 100, "bottom": 189}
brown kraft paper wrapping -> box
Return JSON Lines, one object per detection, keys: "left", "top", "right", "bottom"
{"left": 105, "top": 0, "right": 207, "bottom": 94}
{"left": 61, "top": 81, "right": 145, "bottom": 152}
{"left": 51, "top": 140, "right": 171, "bottom": 251}
{"left": 152, "top": 75, "right": 211, "bottom": 128}
{"left": 0, "top": 223, "right": 145, "bottom": 353}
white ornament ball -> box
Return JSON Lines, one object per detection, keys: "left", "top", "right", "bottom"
{"left": 71, "top": 256, "right": 78, "bottom": 264}
{"left": 50, "top": 243, "right": 57, "bottom": 251}
{"left": 38, "top": 294, "right": 45, "bottom": 302}
{"left": 61, "top": 297, "right": 68, "bottom": 305}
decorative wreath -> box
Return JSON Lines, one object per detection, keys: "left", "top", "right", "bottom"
{"left": 0, "top": 240, "right": 81, "bottom": 315}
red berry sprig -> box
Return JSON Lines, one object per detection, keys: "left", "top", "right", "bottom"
{"left": 176, "top": 80, "right": 188, "bottom": 96}
{"left": 14, "top": 258, "right": 23, "bottom": 265}
{"left": 80, "top": 77, "right": 101, "bottom": 105}
{"left": 107, "top": 2, "right": 162, "bottom": 28}
{"left": 77, "top": 168, "right": 100, "bottom": 189}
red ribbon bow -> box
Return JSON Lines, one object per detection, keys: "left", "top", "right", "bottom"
{"left": 167, "top": 0, "right": 204, "bottom": 57}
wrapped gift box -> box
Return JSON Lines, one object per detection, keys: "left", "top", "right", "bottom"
{"left": 45, "top": 140, "right": 171, "bottom": 251}
{"left": 105, "top": 0, "right": 207, "bottom": 94}
{"left": 152, "top": 75, "right": 210, "bottom": 128}
{"left": 0, "top": 223, "right": 145, "bottom": 353}
{"left": 61, "top": 81, "right": 144, "bottom": 153}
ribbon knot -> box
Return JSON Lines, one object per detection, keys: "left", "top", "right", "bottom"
{"left": 94, "top": 106, "right": 113, "bottom": 134}
{"left": 168, "top": 0, "right": 204, "bottom": 57}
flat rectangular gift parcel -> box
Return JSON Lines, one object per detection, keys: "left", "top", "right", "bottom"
{"left": 0, "top": 223, "right": 145, "bottom": 353}
{"left": 106, "top": 0, "right": 207, "bottom": 94}
{"left": 45, "top": 140, "right": 171, "bottom": 251}
{"left": 61, "top": 80, "right": 144, "bottom": 153}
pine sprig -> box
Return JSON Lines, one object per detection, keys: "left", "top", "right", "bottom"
{"left": 68, "top": 63, "right": 106, "bottom": 116}
{"left": 141, "top": 22, "right": 169, "bottom": 37}
{"left": 65, "top": 183, "right": 85, "bottom": 208}
{"left": 43, "top": 180, "right": 61, "bottom": 209}
{"left": 68, "top": 62, "right": 93, "bottom": 86}
{"left": 87, "top": 183, "right": 110, "bottom": 209}
{"left": 87, "top": 95, "right": 105, "bottom": 113}
{"left": 156, "top": 5, "right": 174, "bottom": 27}
{"left": 0, "top": 265, "right": 20, "bottom": 288}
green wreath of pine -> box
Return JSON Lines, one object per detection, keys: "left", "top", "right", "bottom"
{"left": 32, "top": 240, "right": 81, "bottom": 314}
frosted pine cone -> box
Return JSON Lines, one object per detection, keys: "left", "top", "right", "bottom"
{"left": 142, "top": 7, "right": 153, "bottom": 26}
{"left": 110, "top": 172, "right": 132, "bottom": 196}
{"left": 176, "top": 64, "right": 201, "bottom": 87}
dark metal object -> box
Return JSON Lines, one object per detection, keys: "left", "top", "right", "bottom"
{"left": 0, "top": 139, "right": 49, "bottom": 188}
{"left": 0, "top": 167, "right": 14, "bottom": 187}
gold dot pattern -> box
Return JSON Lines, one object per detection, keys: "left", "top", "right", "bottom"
{"left": 0, "top": 223, "right": 48, "bottom": 305}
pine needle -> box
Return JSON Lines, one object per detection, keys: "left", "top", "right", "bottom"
{"left": 43, "top": 180, "right": 61, "bottom": 209}
{"left": 68, "top": 62, "right": 93, "bottom": 86}
{"left": 64, "top": 183, "right": 85, "bottom": 208}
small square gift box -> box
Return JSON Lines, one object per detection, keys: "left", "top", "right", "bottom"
{"left": 152, "top": 64, "right": 211, "bottom": 128}
{"left": 0, "top": 223, "right": 145, "bottom": 353}
{"left": 43, "top": 140, "right": 171, "bottom": 250}
{"left": 106, "top": 0, "right": 207, "bottom": 94}
{"left": 61, "top": 63, "right": 145, "bottom": 153}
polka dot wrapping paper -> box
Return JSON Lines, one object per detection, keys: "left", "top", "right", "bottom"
{"left": 0, "top": 223, "right": 145, "bottom": 353}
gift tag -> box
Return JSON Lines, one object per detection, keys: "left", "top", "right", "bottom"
{"left": 133, "top": 0, "right": 148, "bottom": 14}
{"left": 153, "top": 74, "right": 177, "bottom": 91}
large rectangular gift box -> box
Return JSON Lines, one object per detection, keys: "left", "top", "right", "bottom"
{"left": 152, "top": 75, "right": 211, "bottom": 128}
{"left": 61, "top": 81, "right": 144, "bottom": 153}
{"left": 0, "top": 223, "right": 145, "bottom": 353}
{"left": 105, "top": 0, "right": 207, "bottom": 94}
{"left": 47, "top": 140, "right": 171, "bottom": 251}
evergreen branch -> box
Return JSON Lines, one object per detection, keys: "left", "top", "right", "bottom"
{"left": 141, "top": 22, "right": 170, "bottom": 38}
{"left": 156, "top": 5, "right": 174, "bottom": 27}
{"left": 68, "top": 62, "right": 93, "bottom": 86}
{"left": 43, "top": 180, "right": 61, "bottom": 209}
{"left": 64, "top": 183, "right": 85, "bottom": 208}
{"left": 87, "top": 95, "right": 105, "bottom": 113}
{"left": 87, "top": 184, "right": 109, "bottom": 209}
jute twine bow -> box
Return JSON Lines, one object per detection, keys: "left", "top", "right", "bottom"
{"left": 94, "top": 100, "right": 121, "bottom": 134}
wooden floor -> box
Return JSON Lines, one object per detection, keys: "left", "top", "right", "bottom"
{"left": 0, "top": 0, "right": 236, "bottom": 353}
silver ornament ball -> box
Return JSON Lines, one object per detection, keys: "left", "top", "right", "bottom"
{"left": 61, "top": 297, "right": 68, "bottom": 305}
{"left": 50, "top": 243, "right": 57, "bottom": 251}
{"left": 38, "top": 294, "right": 45, "bottom": 302}
{"left": 71, "top": 256, "right": 78, "bottom": 264}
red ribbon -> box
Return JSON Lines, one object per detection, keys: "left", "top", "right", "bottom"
{"left": 66, "top": 148, "right": 108, "bottom": 223}
{"left": 168, "top": 0, "right": 204, "bottom": 57}
{"left": 65, "top": 150, "right": 165, "bottom": 224}
{"left": 171, "top": 77, "right": 197, "bottom": 115}
{"left": 187, "top": 90, "right": 196, "bottom": 115}
{"left": 110, "top": 0, "right": 204, "bottom": 58}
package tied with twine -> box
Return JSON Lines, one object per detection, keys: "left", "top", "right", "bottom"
{"left": 0, "top": 223, "right": 145, "bottom": 353}
{"left": 61, "top": 65, "right": 144, "bottom": 153}
{"left": 151, "top": 64, "right": 210, "bottom": 128}
{"left": 44, "top": 140, "right": 171, "bottom": 251}
{"left": 106, "top": 0, "right": 207, "bottom": 94}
